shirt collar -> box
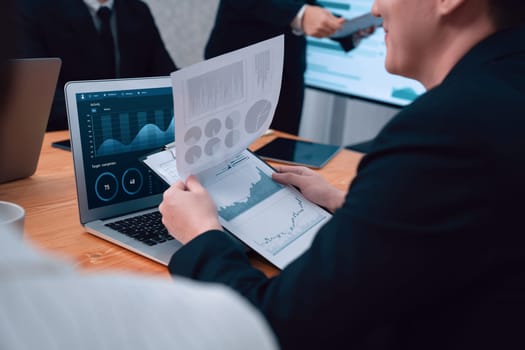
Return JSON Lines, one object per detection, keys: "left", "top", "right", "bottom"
{"left": 84, "top": 0, "right": 114, "bottom": 12}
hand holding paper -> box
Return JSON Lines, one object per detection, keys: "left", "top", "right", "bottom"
{"left": 144, "top": 36, "right": 332, "bottom": 269}
{"left": 159, "top": 176, "right": 222, "bottom": 244}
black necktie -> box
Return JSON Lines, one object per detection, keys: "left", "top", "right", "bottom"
{"left": 97, "top": 6, "right": 116, "bottom": 78}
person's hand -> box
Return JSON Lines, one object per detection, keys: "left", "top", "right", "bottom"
{"left": 272, "top": 165, "right": 346, "bottom": 212}
{"left": 302, "top": 5, "right": 344, "bottom": 38}
{"left": 159, "top": 176, "right": 222, "bottom": 244}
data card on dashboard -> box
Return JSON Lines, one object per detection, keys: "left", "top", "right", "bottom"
{"left": 142, "top": 148, "right": 331, "bottom": 269}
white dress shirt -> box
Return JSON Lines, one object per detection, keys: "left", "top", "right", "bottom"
{"left": 290, "top": 5, "right": 307, "bottom": 35}
{"left": 83, "top": 0, "right": 120, "bottom": 76}
{"left": 0, "top": 227, "right": 278, "bottom": 350}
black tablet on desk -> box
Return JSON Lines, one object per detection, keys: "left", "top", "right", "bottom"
{"left": 255, "top": 138, "right": 341, "bottom": 169}
{"left": 51, "top": 139, "right": 71, "bottom": 151}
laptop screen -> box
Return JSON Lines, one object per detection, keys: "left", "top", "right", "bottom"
{"left": 75, "top": 86, "right": 173, "bottom": 210}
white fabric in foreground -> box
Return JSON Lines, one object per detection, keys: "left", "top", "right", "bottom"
{"left": 0, "top": 227, "right": 278, "bottom": 350}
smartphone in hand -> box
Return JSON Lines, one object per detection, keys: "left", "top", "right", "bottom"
{"left": 331, "top": 12, "right": 383, "bottom": 39}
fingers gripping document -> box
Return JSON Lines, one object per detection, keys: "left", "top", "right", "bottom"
{"left": 142, "top": 36, "right": 332, "bottom": 269}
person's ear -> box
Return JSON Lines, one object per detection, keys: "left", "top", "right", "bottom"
{"left": 436, "top": 0, "right": 466, "bottom": 16}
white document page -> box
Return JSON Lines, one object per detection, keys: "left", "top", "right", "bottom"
{"left": 142, "top": 146, "right": 180, "bottom": 185}
{"left": 171, "top": 35, "right": 284, "bottom": 180}
{"left": 197, "top": 150, "right": 332, "bottom": 269}
{"left": 143, "top": 148, "right": 332, "bottom": 269}
{"left": 143, "top": 35, "right": 332, "bottom": 269}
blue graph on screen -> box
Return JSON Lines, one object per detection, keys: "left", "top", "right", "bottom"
{"left": 93, "top": 109, "right": 174, "bottom": 157}
{"left": 218, "top": 167, "right": 283, "bottom": 221}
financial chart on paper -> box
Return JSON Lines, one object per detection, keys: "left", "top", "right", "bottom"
{"left": 249, "top": 192, "right": 328, "bottom": 255}
{"left": 203, "top": 152, "right": 329, "bottom": 256}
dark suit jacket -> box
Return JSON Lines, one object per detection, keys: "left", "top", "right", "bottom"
{"left": 170, "top": 26, "right": 525, "bottom": 350}
{"left": 17, "top": 0, "right": 176, "bottom": 131}
{"left": 205, "top": 0, "right": 317, "bottom": 135}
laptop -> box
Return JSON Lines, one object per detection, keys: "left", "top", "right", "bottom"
{"left": 0, "top": 58, "right": 61, "bottom": 183}
{"left": 65, "top": 77, "right": 182, "bottom": 265}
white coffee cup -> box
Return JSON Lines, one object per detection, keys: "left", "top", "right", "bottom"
{"left": 0, "top": 201, "right": 25, "bottom": 235}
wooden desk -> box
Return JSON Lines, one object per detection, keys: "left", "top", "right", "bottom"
{"left": 0, "top": 130, "right": 363, "bottom": 278}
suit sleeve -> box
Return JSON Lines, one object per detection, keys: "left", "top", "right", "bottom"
{"left": 168, "top": 92, "right": 511, "bottom": 348}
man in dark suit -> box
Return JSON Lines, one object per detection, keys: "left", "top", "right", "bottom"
{"left": 205, "top": 1, "right": 345, "bottom": 135}
{"left": 159, "top": 0, "right": 525, "bottom": 348}
{"left": 16, "top": 0, "right": 177, "bottom": 131}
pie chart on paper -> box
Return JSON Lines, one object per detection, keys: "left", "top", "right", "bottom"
{"left": 204, "top": 137, "right": 221, "bottom": 156}
{"left": 184, "top": 126, "right": 202, "bottom": 146}
{"left": 245, "top": 99, "right": 272, "bottom": 133}
{"left": 225, "top": 130, "right": 240, "bottom": 148}
{"left": 225, "top": 110, "right": 241, "bottom": 129}
{"left": 205, "top": 118, "right": 222, "bottom": 137}
{"left": 185, "top": 145, "right": 202, "bottom": 164}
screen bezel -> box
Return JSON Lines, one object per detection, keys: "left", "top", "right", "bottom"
{"left": 65, "top": 76, "right": 172, "bottom": 224}
{"left": 305, "top": 84, "right": 406, "bottom": 109}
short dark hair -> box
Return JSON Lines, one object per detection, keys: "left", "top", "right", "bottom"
{"left": 0, "top": 0, "right": 15, "bottom": 109}
{"left": 488, "top": 0, "right": 525, "bottom": 29}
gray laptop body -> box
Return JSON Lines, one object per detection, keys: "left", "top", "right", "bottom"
{"left": 65, "top": 77, "right": 182, "bottom": 265}
{"left": 0, "top": 58, "right": 61, "bottom": 183}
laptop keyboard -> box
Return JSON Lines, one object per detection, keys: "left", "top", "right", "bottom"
{"left": 105, "top": 211, "right": 174, "bottom": 246}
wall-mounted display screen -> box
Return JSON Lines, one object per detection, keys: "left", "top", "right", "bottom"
{"left": 305, "top": 0, "right": 426, "bottom": 107}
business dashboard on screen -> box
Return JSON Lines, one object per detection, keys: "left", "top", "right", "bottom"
{"left": 305, "top": 0, "right": 426, "bottom": 107}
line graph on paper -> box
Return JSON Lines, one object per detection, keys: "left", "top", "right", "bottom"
{"left": 217, "top": 167, "right": 282, "bottom": 221}
{"left": 253, "top": 195, "right": 327, "bottom": 255}
{"left": 204, "top": 156, "right": 283, "bottom": 221}
{"left": 202, "top": 152, "right": 329, "bottom": 257}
